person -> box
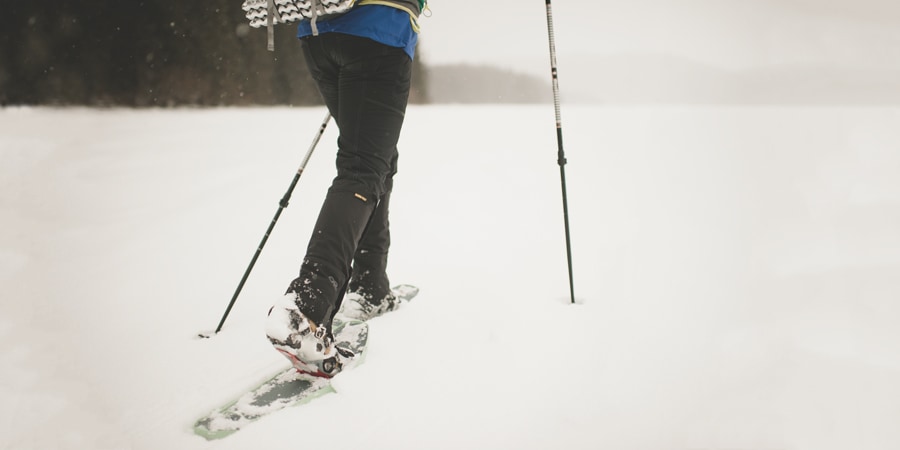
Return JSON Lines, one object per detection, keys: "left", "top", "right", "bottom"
{"left": 265, "top": 0, "right": 425, "bottom": 378}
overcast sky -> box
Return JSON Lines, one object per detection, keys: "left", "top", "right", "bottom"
{"left": 420, "top": 0, "right": 900, "bottom": 76}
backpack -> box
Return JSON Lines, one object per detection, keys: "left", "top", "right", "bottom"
{"left": 242, "top": 0, "right": 355, "bottom": 29}
{"left": 242, "top": 0, "right": 426, "bottom": 50}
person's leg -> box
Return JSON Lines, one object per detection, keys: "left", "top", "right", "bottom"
{"left": 289, "top": 33, "right": 412, "bottom": 330}
{"left": 327, "top": 34, "right": 410, "bottom": 200}
{"left": 340, "top": 184, "right": 404, "bottom": 321}
{"left": 348, "top": 176, "right": 393, "bottom": 301}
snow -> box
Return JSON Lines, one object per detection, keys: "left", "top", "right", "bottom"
{"left": 2, "top": 105, "right": 900, "bottom": 450}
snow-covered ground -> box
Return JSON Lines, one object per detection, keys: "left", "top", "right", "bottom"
{"left": 2, "top": 105, "right": 899, "bottom": 450}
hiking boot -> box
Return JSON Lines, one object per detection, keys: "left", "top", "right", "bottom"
{"left": 340, "top": 288, "right": 402, "bottom": 321}
{"left": 266, "top": 293, "right": 348, "bottom": 377}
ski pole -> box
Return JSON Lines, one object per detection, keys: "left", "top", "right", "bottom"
{"left": 544, "top": 0, "right": 576, "bottom": 304}
{"left": 201, "top": 112, "right": 332, "bottom": 338}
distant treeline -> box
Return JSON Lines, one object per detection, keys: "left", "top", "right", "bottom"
{"left": 0, "top": 1, "right": 429, "bottom": 106}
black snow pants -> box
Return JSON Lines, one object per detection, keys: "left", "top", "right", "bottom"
{"left": 287, "top": 33, "right": 412, "bottom": 328}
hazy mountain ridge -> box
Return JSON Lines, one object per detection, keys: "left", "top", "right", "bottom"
{"left": 425, "top": 64, "right": 552, "bottom": 104}
{"left": 563, "top": 53, "right": 900, "bottom": 104}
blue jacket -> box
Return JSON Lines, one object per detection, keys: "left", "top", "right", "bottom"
{"left": 297, "top": 4, "right": 420, "bottom": 59}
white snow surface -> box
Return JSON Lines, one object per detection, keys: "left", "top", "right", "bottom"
{"left": 1, "top": 105, "right": 899, "bottom": 450}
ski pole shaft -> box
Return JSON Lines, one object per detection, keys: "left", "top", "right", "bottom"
{"left": 211, "top": 112, "right": 332, "bottom": 335}
{"left": 545, "top": 0, "right": 576, "bottom": 304}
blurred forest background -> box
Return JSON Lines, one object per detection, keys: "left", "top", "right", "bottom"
{"left": 0, "top": 1, "right": 550, "bottom": 106}
{"left": 4, "top": 1, "right": 900, "bottom": 106}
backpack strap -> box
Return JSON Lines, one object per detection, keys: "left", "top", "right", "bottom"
{"left": 266, "top": 0, "right": 284, "bottom": 51}
{"left": 309, "top": 0, "right": 321, "bottom": 35}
